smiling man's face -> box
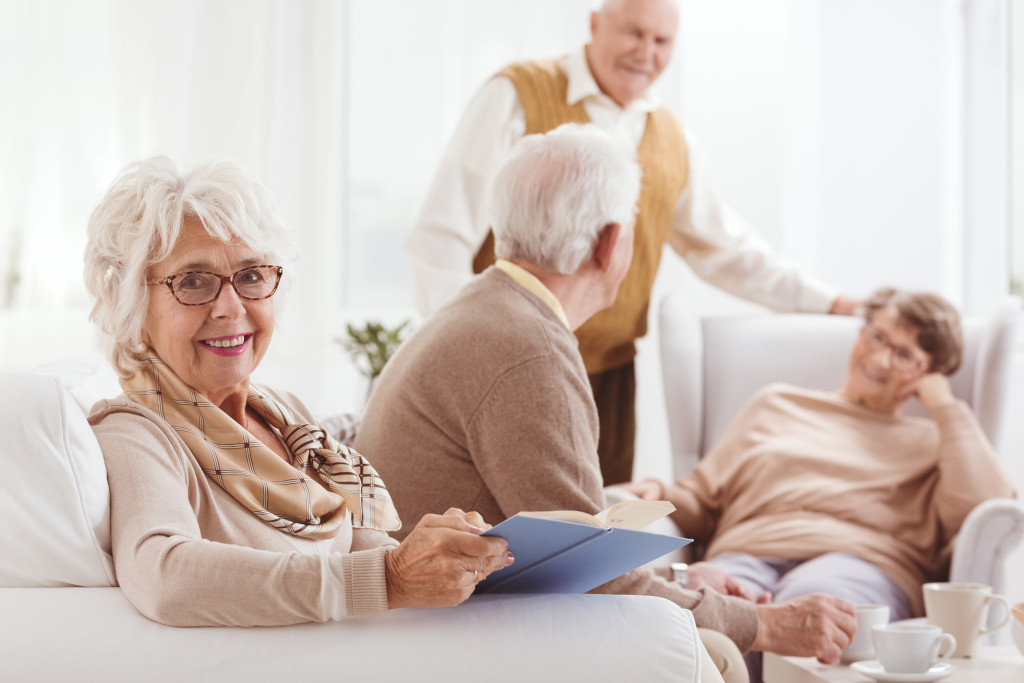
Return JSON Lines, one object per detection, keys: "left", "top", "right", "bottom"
{"left": 586, "top": 0, "right": 679, "bottom": 107}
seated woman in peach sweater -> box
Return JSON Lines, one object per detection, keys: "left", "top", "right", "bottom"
{"left": 623, "top": 288, "right": 1016, "bottom": 622}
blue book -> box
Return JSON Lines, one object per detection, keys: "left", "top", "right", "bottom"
{"left": 475, "top": 506, "right": 692, "bottom": 595}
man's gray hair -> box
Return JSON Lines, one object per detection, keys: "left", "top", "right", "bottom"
{"left": 488, "top": 123, "right": 641, "bottom": 273}
{"left": 84, "top": 156, "right": 294, "bottom": 377}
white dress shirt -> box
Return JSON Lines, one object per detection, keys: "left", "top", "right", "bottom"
{"left": 406, "top": 47, "right": 838, "bottom": 318}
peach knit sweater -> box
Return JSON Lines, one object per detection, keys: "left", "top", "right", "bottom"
{"left": 666, "top": 384, "right": 1016, "bottom": 615}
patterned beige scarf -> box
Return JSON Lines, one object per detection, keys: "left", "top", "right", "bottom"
{"left": 121, "top": 353, "right": 401, "bottom": 538}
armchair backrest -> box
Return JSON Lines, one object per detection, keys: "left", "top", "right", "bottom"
{"left": 659, "top": 293, "right": 1021, "bottom": 479}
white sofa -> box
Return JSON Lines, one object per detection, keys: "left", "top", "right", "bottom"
{"left": 0, "top": 365, "right": 705, "bottom": 683}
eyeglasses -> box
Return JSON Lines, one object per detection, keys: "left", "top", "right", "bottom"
{"left": 146, "top": 265, "right": 283, "bottom": 306}
{"left": 859, "top": 323, "right": 930, "bottom": 375}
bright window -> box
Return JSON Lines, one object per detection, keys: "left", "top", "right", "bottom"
{"left": 1013, "top": 1, "right": 1024, "bottom": 296}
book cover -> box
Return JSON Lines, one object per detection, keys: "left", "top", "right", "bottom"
{"left": 475, "top": 515, "right": 692, "bottom": 594}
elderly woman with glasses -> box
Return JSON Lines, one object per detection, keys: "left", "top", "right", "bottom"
{"left": 83, "top": 157, "right": 512, "bottom": 627}
{"left": 622, "top": 288, "right": 1016, "bottom": 631}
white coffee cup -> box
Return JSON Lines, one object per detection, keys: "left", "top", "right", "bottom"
{"left": 923, "top": 581, "right": 1012, "bottom": 657}
{"left": 842, "top": 604, "right": 890, "bottom": 662}
{"left": 872, "top": 622, "right": 956, "bottom": 674}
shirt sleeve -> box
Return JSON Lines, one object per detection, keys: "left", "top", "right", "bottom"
{"left": 930, "top": 400, "right": 1018, "bottom": 542}
{"left": 93, "top": 407, "right": 391, "bottom": 626}
{"left": 661, "top": 392, "right": 773, "bottom": 543}
{"left": 405, "top": 76, "right": 525, "bottom": 317}
{"left": 595, "top": 572, "right": 759, "bottom": 653}
{"left": 668, "top": 126, "right": 839, "bottom": 313}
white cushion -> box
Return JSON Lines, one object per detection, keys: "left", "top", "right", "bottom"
{"left": 33, "top": 359, "right": 121, "bottom": 413}
{"left": 0, "top": 371, "right": 115, "bottom": 586}
{"left": 0, "top": 589, "right": 702, "bottom": 682}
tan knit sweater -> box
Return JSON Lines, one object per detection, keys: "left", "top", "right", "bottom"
{"left": 356, "top": 268, "right": 759, "bottom": 651}
{"left": 90, "top": 386, "right": 396, "bottom": 627}
{"left": 666, "top": 384, "right": 1017, "bottom": 616}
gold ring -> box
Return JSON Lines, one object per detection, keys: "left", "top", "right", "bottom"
{"left": 474, "top": 570, "right": 480, "bottom": 582}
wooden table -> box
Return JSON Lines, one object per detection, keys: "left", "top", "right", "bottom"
{"left": 764, "top": 646, "right": 1024, "bottom": 682}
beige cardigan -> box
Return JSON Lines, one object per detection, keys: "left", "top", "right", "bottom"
{"left": 90, "top": 386, "right": 396, "bottom": 627}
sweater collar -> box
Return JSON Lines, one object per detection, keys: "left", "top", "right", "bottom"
{"left": 494, "top": 260, "right": 572, "bottom": 330}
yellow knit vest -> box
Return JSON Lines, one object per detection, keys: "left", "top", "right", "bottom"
{"left": 473, "top": 58, "right": 689, "bottom": 374}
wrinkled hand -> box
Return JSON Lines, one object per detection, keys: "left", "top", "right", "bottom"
{"left": 753, "top": 593, "right": 857, "bottom": 663}
{"left": 385, "top": 508, "right": 513, "bottom": 609}
{"left": 612, "top": 479, "right": 664, "bottom": 501}
{"left": 828, "top": 295, "right": 863, "bottom": 316}
{"left": 686, "top": 562, "right": 759, "bottom": 602}
{"left": 898, "top": 372, "right": 956, "bottom": 413}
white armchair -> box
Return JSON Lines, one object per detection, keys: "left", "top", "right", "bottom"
{"left": 657, "top": 292, "right": 1024, "bottom": 600}
{"left": 0, "top": 365, "right": 706, "bottom": 682}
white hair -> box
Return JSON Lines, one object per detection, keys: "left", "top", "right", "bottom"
{"left": 488, "top": 123, "right": 641, "bottom": 273}
{"left": 84, "top": 156, "right": 295, "bottom": 377}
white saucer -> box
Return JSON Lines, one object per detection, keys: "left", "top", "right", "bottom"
{"left": 849, "top": 660, "right": 953, "bottom": 682}
{"left": 841, "top": 649, "right": 877, "bottom": 663}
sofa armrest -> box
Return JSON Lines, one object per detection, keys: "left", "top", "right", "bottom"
{"left": 950, "top": 497, "right": 1024, "bottom": 593}
{"left": 0, "top": 588, "right": 702, "bottom": 682}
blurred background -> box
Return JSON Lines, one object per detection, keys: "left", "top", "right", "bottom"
{"left": 1, "top": 0, "right": 1023, "bottom": 604}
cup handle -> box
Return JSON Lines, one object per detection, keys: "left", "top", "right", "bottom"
{"left": 979, "top": 594, "right": 1013, "bottom": 636}
{"left": 935, "top": 633, "right": 957, "bottom": 663}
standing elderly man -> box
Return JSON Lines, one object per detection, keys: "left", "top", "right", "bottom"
{"left": 357, "top": 124, "right": 857, "bottom": 681}
{"left": 405, "top": 0, "right": 861, "bottom": 486}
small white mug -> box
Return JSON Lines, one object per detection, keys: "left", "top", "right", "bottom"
{"left": 923, "top": 582, "right": 1012, "bottom": 657}
{"left": 842, "top": 604, "right": 890, "bottom": 662}
{"left": 872, "top": 622, "right": 956, "bottom": 674}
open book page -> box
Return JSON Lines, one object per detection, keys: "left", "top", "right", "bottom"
{"left": 519, "top": 499, "right": 674, "bottom": 531}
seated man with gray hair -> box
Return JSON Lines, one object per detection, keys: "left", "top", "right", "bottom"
{"left": 355, "top": 123, "right": 855, "bottom": 681}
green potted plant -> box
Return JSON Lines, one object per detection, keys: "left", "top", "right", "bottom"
{"left": 336, "top": 319, "right": 411, "bottom": 383}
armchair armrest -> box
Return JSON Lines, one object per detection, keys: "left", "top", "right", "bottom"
{"left": 950, "top": 497, "right": 1024, "bottom": 593}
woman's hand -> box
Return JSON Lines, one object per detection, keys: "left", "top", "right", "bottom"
{"left": 686, "top": 562, "right": 760, "bottom": 602}
{"left": 612, "top": 479, "right": 664, "bottom": 501}
{"left": 898, "top": 372, "right": 956, "bottom": 413}
{"left": 385, "top": 508, "right": 513, "bottom": 609}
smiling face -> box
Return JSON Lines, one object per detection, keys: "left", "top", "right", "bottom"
{"left": 839, "top": 305, "right": 932, "bottom": 414}
{"left": 141, "top": 218, "right": 275, "bottom": 408}
{"left": 586, "top": 0, "right": 679, "bottom": 107}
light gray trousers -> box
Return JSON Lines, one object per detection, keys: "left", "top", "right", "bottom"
{"left": 706, "top": 552, "right": 914, "bottom": 683}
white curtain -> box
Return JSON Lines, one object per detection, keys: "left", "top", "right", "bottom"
{"left": 342, "top": 0, "right": 595, "bottom": 310}
{"left": 1, "top": 0, "right": 1012, "bottom": 426}
{"left": 0, "top": 0, "right": 345, "bottom": 321}
{"left": 0, "top": 0, "right": 598, "bottom": 413}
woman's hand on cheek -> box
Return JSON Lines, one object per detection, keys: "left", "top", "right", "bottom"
{"left": 385, "top": 508, "right": 513, "bottom": 610}
{"left": 900, "top": 373, "right": 955, "bottom": 413}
